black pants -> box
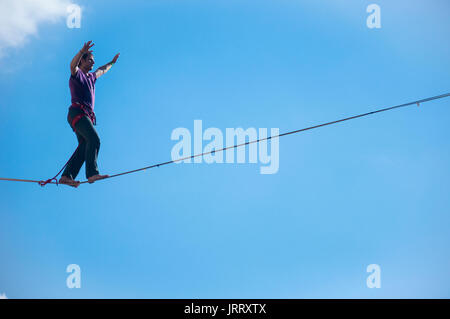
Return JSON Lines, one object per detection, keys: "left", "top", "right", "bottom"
{"left": 62, "top": 109, "right": 100, "bottom": 180}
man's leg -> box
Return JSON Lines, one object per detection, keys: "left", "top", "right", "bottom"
{"left": 73, "top": 116, "right": 106, "bottom": 180}
{"left": 61, "top": 133, "right": 86, "bottom": 180}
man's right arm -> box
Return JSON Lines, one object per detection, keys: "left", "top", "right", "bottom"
{"left": 70, "top": 50, "right": 83, "bottom": 76}
{"left": 70, "top": 41, "right": 94, "bottom": 76}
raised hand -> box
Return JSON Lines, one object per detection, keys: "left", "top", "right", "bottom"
{"left": 95, "top": 53, "right": 120, "bottom": 79}
{"left": 111, "top": 53, "right": 120, "bottom": 64}
{"left": 81, "top": 41, "right": 95, "bottom": 54}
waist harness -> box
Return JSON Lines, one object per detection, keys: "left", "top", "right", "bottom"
{"left": 69, "top": 102, "right": 96, "bottom": 131}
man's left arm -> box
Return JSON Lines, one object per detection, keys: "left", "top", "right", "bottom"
{"left": 95, "top": 53, "right": 120, "bottom": 79}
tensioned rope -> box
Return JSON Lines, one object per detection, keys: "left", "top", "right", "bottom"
{"left": 1, "top": 92, "right": 449, "bottom": 187}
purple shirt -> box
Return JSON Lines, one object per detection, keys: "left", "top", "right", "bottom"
{"left": 69, "top": 69, "right": 97, "bottom": 113}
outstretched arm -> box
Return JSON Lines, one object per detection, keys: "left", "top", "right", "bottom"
{"left": 95, "top": 53, "right": 120, "bottom": 79}
{"left": 71, "top": 41, "right": 94, "bottom": 76}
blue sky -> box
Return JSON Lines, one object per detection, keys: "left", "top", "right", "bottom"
{"left": 0, "top": 0, "right": 449, "bottom": 298}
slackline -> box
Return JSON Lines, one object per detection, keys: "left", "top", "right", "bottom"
{"left": 0, "top": 92, "right": 449, "bottom": 187}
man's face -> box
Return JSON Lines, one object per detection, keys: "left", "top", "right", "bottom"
{"left": 81, "top": 54, "right": 95, "bottom": 71}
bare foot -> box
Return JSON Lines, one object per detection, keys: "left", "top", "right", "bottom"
{"left": 88, "top": 174, "right": 109, "bottom": 184}
{"left": 59, "top": 176, "right": 80, "bottom": 188}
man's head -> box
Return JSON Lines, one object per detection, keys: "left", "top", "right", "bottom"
{"left": 78, "top": 52, "right": 95, "bottom": 72}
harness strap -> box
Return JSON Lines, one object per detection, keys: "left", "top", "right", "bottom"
{"left": 70, "top": 102, "right": 96, "bottom": 131}
{"left": 70, "top": 113, "right": 86, "bottom": 131}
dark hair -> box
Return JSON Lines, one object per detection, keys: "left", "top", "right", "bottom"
{"left": 78, "top": 52, "right": 93, "bottom": 66}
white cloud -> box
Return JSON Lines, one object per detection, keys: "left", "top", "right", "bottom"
{"left": 0, "top": 0, "right": 73, "bottom": 57}
{"left": 0, "top": 293, "right": 7, "bottom": 299}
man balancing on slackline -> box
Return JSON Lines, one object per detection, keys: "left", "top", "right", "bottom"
{"left": 59, "top": 41, "right": 120, "bottom": 187}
